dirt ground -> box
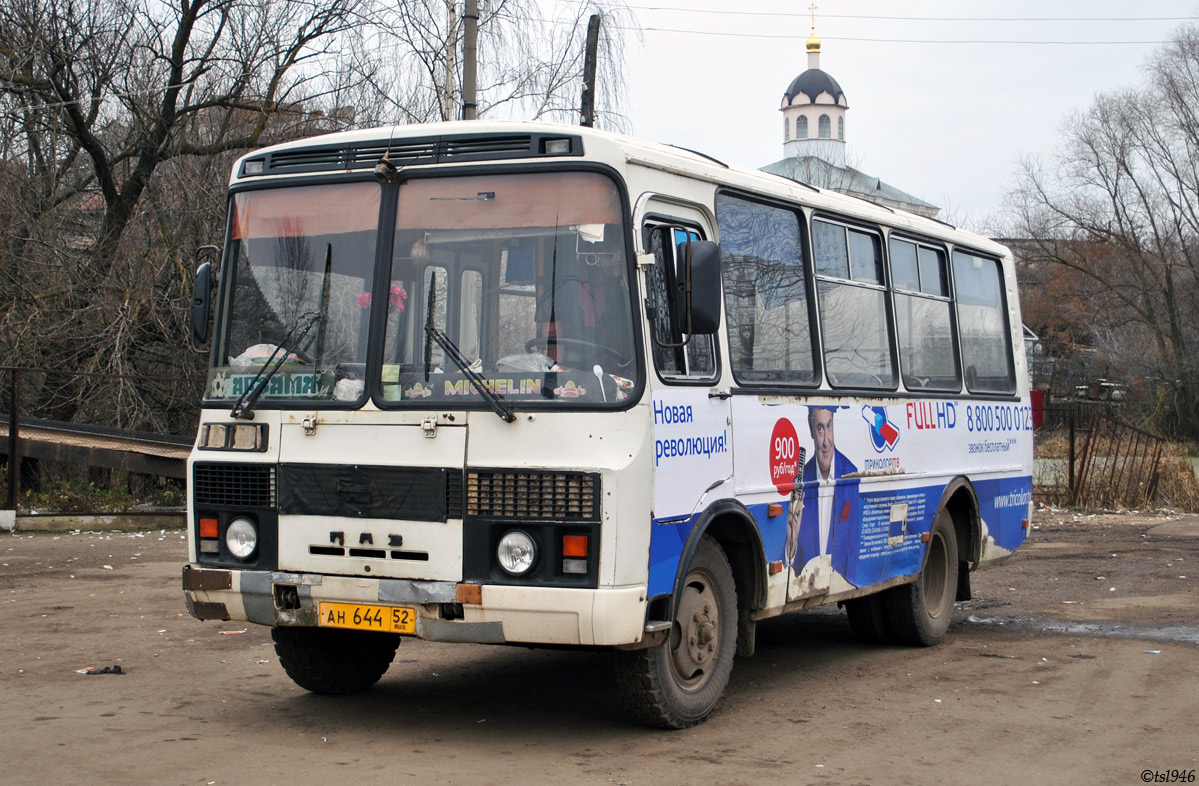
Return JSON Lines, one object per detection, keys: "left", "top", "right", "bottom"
{"left": 1, "top": 510, "right": 1196, "bottom": 786}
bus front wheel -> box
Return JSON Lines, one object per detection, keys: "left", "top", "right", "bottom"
{"left": 272, "top": 626, "right": 400, "bottom": 694}
{"left": 615, "top": 536, "right": 737, "bottom": 729}
{"left": 883, "top": 510, "right": 959, "bottom": 646}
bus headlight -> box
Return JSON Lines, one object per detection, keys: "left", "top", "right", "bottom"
{"left": 497, "top": 530, "right": 536, "bottom": 576}
{"left": 225, "top": 517, "right": 258, "bottom": 559}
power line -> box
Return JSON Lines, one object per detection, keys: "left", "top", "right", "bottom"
{"left": 541, "top": 3, "right": 1192, "bottom": 45}
{"left": 633, "top": 26, "right": 1174, "bottom": 45}
{"left": 623, "top": 5, "right": 1197, "bottom": 24}
{"left": 527, "top": 13, "right": 1182, "bottom": 45}
{"left": 5, "top": 5, "right": 1186, "bottom": 116}
{"left": 628, "top": 6, "right": 1189, "bottom": 23}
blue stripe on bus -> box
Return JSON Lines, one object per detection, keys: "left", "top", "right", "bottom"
{"left": 972, "top": 475, "right": 1033, "bottom": 553}
{"left": 647, "top": 475, "right": 1032, "bottom": 596}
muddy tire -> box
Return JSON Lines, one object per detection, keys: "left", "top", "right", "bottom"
{"left": 615, "top": 536, "right": 738, "bottom": 729}
{"left": 844, "top": 593, "right": 891, "bottom": 644}
{"left": 883, "top": 510, "right": 959, "bottom": 646}
{"left": 272, "top": 626, "right": 400, "bottom": 695}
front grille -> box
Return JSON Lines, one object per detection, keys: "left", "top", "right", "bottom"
{"left": 278, "top": 464, "right": 450, "bottom": 521}
{"left": 465, "top": 470, "right": 599, "bottom": 522}
{"left": 193, "top": 463, "right": 276, "bottom": 508}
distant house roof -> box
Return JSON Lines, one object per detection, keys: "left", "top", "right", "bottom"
{"left": 760, "top": 155, "right": 940, "bottom": 218}
{"left": 783, "top": 69, "right": 846, "bottom": 106}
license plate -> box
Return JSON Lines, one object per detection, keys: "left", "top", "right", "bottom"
{"left": 317, "top": 602, "right": 417, "bottom": 634}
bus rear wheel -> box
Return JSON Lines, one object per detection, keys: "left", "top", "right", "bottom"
{"left": 272, "top": 626, "right": 400, "bottom": 694}
{"left": 615, "top": 536, "right": 737, "bottom": 729}
{"left": 883, "top": 510, "right": 959, "bottom": 646}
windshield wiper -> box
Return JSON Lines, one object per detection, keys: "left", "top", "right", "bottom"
{"left": 229, "top": 311, "right": 320, "bottom": 420}
{"left": 424, "top": 322, "right": 516, "bottom": 423}
{"left": 424, "top": 272, "right": 437, "bottom": 383}
{"left": 313, "top": 244, "right": 333, "bottom": 378}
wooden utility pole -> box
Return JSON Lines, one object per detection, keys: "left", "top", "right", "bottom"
{"left": 580, "top": 14, "right": 600, "bottom": 127}
{"left": 5, "top": 369, "right": 19, "bottom": 510}
{"left": 462, "top": 0, "right": 479, "bottom": 120}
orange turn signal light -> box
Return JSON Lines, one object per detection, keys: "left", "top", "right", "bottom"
{"left": 767, "top": 503, "right": 783, "bottom": 517}
{"left": 199, "top": 518, "right": 219, "bottom": 538}
{"left": 563, "top": 535, "right": 589, "bottom": 558}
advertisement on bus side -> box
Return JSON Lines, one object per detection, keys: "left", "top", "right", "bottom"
{"left": 648, "top": 390, "right": 1033, "bottom": 601}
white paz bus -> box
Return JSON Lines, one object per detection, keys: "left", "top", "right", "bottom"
{"left": 183, "top": 121, "right": 1033, "bottom": 728}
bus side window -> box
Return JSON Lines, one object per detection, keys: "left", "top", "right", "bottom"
{"left": 890, "top": 237, "right": 960, "bottom": 391}
{"left": 952, "top": 250, "right": 1016, "bottom": 394}
{"left": 714, "top": 193, "right": 816, "bottom": 386}
{"left": 813, "top": 218, "right": 896, "bottom": 390}
{"left": 643, "top": 224, "right": 716, "bottom": 379}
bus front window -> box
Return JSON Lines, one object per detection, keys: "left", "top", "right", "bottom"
{"left": 208, "top": 182, "right": 381, "bottom": 405}
{"left": 382, "top": 171, "right": 637, "bottom": 406}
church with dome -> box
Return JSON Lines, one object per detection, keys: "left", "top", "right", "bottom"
{"left": 760, "top": 24, "right": 940, "bottom": 218}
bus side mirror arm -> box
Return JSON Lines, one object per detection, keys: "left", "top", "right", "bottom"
{"left": 191, "top": 244, "right": 221, "bottom": 346}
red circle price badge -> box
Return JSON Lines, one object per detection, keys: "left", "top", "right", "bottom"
{"left": 769, "top": 418, "right": 800, "bottom": 495}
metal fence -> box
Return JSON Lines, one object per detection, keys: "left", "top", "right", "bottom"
{"left": 1033, "top": 405, "right": 1165, "bottom": 510}
{"left": 1072, "top": 413, "right": 1164, "bottom": 509}
{"left": 2, "top": 367, "right": 203, "bottom": 510}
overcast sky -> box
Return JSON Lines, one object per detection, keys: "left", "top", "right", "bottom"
{"left": 613, "top": 0, "right": 1199, "bottom": 230}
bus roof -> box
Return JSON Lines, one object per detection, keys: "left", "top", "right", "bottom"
{"left": 231, "top": 120, "right": 1009, "bottom": 259}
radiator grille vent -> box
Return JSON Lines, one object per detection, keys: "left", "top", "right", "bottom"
{"left": 443, "top": 135, "right": 536, "bottom": 158}
{"left": 193, "top": 463, "right": 276, "bottom": 508}
{"left": 268, "top": 141, "right": 438, "bottom": 173}
{"left": 349, "top": 141, "right": 434, "bottom": 167}
{"left": 247, "top": 133, "right": 581, "bottom": 177}
{"left": 465, "top": 470, "right": 599, "bottom": 522}
{"left": 446, "top": 471, "right": 464, "bottom": 520}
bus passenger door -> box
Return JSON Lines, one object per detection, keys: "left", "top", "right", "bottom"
{"left": 641, "top": 217, "right": 731, "bottom": 592}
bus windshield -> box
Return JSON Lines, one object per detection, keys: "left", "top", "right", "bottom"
{"left": 207, "top": 171, "right": 638, "bottom": 408}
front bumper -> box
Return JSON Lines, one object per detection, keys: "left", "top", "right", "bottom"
{"left": 182, "top": 565, "right": 648, "bottom": 647}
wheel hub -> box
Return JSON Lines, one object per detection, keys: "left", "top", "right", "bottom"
{"left": 922, "top": 530, "right": 951, "bottom": 618}
{"left": 672, "top": 585, "right": 719, "bottom": 686}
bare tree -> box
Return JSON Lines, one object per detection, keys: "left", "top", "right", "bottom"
{"left": 1006, "top": 25, "right": 1199, "bottom": 439}
{"left": 0, "top": 0, "right": 370, "bottom": 429}
{"left": 1, "top": 0, "right": 363, "bottom": 274}
{"left": 0, "top": 0, "right": 636, "bottom": 438}
{"left": 367, "top": 0, "right": 633, "bottom": 128}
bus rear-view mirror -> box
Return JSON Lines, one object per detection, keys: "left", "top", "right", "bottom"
{"left": 191, "top": 244, "right": 221, "bottom": 345}
{"left": 191, "top": 261, "right": 213, "bottom": 344}
{"left": 673, "top": 239, "right": 721, "bottom": 335}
